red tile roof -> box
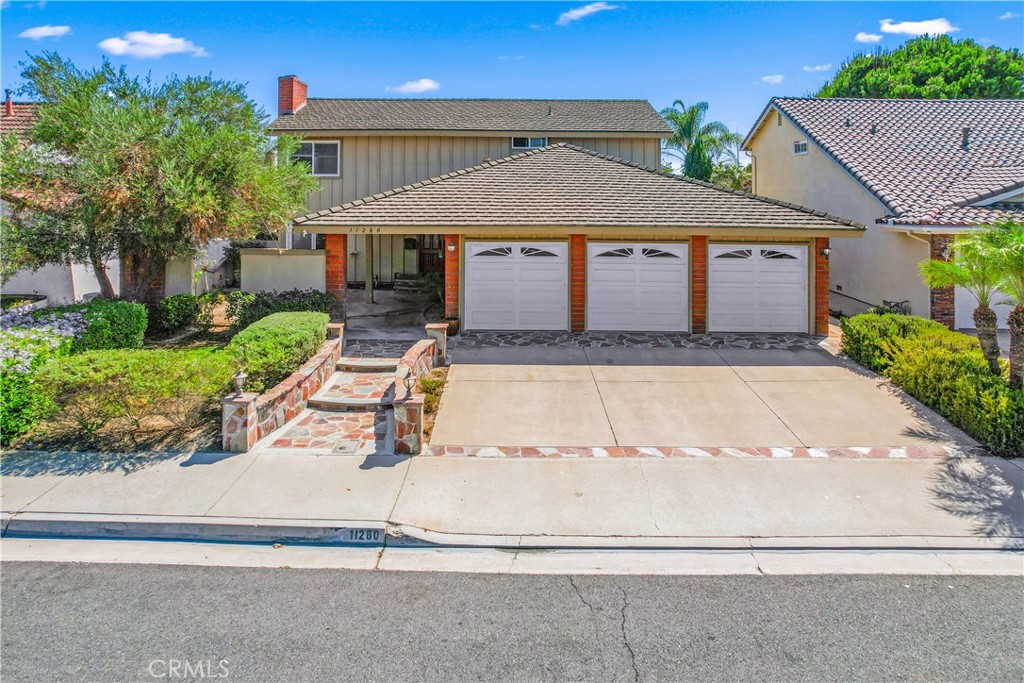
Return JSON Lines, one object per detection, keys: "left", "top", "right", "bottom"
{"left": 0, "top": 102, "right": 40, "bottom": 143}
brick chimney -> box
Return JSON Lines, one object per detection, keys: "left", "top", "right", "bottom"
{"left": 278, "top": 75, "right": 307, "bottom": 116}
{"left": 4, "top": 90, "right": 12, "bottom": 117}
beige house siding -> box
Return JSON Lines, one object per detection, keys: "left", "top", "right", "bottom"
{"left": 748, "top": 110, "right": 930, "bottom": 317}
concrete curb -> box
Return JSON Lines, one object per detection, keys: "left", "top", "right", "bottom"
{"left": 3, "top": 512, "right": 1021, "bottom": 552}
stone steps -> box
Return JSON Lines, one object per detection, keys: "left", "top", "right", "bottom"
{"left": 308, "top": 370, "right": 396, "bottom": 411}
{"left": 337, "top": 357, "right": 401, "bottom": 373}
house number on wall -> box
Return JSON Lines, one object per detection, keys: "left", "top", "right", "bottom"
{"left": 347, "top": 227, "right": 383, "bottom": 234}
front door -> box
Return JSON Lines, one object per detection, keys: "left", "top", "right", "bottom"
{"left": 419, "top": 234, "right": 444, "bottom": 274}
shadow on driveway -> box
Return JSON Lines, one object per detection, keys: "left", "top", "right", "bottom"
{"left": 930, "top": 457, "right": 1024, "bottom": 547}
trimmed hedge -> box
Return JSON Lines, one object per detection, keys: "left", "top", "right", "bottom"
{"left": 35, "top": 347, "right": 234, "bottom": 447}
{"left": 36, "top": 299, "right": 147, "bottom": 352}
{"left": 152, "top": 294, "right": 201, "bottom": 334}
{"left": 226, "top": 289, "right": 334, "bottom": 329}
{"left": 841, "top": 313, "right": 1023, "bottom": 456}
{"left": 227, "top": 311, "right": 329, "bottom": 392}
{"left": 0, "top": 328, "right": 73, "bottom": 444}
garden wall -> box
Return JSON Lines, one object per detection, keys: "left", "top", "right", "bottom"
{"left": 240, "top": 249, "right": 326, "bottom": 294}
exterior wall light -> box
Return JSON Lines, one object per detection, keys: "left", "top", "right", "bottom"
{"left": 446, "top": 242, "right": 456, "bottom": 253}
{"left": 819, "top": 245, "right": 832, "bottom": 260}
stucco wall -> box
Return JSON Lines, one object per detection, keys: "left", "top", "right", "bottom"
{"left": 748, "top": 111, "right": 930, "bottom": 317}
{"left": 4, "top": 259, "right": 121, "bottom": 304}
{"left": 240, "top": 249, "right": 326, "bottom": 293}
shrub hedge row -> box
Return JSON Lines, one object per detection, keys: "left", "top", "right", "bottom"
{"left": 37, "top": 299, "right": 147, "bottom": 352}
{"left": 151, "top": 294, "right": 201, "bottom": 334}
{"left": 0, "top": 328, "right": 74, "bottom": 444}
{"left": 227, "top": 311, "right": 329, "bottom": 392}
{"left": 840, "top": 313, "right": 1024, "bottom": 456}
{"left": 226, "top": 289, "right": 334, "bottom": 329}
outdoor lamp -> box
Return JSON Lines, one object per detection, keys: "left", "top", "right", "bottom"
{"left": 232, "top": 369, "right": 248, "bottom": 395}
{"left": 819, "top": 245, "right": 832, "bottom": 260}
{"left": 402, "top": 370, "right": 416, "bottom": 398}
{"left": 446, "top": 242, "right": 456, "bottom": 253}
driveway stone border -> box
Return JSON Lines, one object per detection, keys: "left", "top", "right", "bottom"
{"left": 424, "top": 445, "right": 969, "bottom": 458}
{"left": 452, "top": 330, "right": 827, "bottom": 351}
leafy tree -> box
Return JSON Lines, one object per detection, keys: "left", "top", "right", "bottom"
{"left": 660, "top": 100, "right": 742, "bottom": 182}
{"left": 817, "top": 36, "right": 1024, "bottom": 99}
{"left": 977, "top": 219, "right": 1024, "bottom": 388}
{"left": 1, "top": 52, "right": 318, "bottom": 300}
{"left": 919, "top": 233, "right": 1005, "bottom": 375}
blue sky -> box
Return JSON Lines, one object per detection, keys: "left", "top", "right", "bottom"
{"left": 2, "top": 1, "right": 1022, "bottom": 135}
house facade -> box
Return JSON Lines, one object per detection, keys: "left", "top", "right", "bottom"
{"left": 744, "top": 98, "right": 1024, "bottom": 330}
{"left": 269, "top": 76, "right": 863, "bottom": 335}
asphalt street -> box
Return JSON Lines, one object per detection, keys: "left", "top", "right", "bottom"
{"left": 2, "top": 562, "right": 1021, "bottom": 682}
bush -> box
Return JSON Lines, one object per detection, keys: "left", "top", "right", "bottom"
{"left": 840, "top": 313, "right": 949, "bottom": 372}
{"left": 152, "top": 294, "right": 201, "bottom": 334}
{"left": 0, "top": 328, "right": 73, "bottom": 444}
{"left": 34, "top": 347, "right": 234, "bottom": 447}
{"left": 227, "top": 311, "right": 329, "bottom": 392}
{"left": 886, "top": 333, "right": 1024, "bottom": 456}
{"left": 226, "top": 289, "right": 334, "bottom": 328}
{"left": 29, "top": 299, "right": 147, "bottom": 352}
{"left": 840, "top": 313, "right": 1023, "bottom": 456}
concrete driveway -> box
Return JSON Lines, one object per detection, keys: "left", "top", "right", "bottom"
{"left": 430, "top": 345, "right": 976, "bottom": 449}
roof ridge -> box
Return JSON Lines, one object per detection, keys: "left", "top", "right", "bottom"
{"left": 303, "top": 97, "right": 654, "bottom": 103}
{"left": 293, "top": 143, "right": 861, "bottom": 228}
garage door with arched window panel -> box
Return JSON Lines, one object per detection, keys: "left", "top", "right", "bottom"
{"left": 463, "top": 242, "right": 569, "bottom": 330}
{"left": 708, "top": 244, "right": 809, "bottom": 333}
{"left": 587, "top": 243, "right": 689, "bottom": 331}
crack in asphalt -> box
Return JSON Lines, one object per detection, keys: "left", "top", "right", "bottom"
{"left": 618, "top": 585, "right": 641, "bottom": 683}
{"left": 568, "top": 576, "right": 599, "bottom": 614}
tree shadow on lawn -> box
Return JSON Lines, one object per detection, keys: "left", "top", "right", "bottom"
{"left": 929, "top": 457, "right": 1024, "bottom": 548}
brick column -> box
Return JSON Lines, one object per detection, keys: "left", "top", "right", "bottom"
{"left": 691, "top": 236, "right": 708, "bottom": 334}
{"left": 444, "top": 234, "right": 460, "bottom": 320}
{"left": 324, "top": 233, "right": 347, "bottom": 321}
{"left": 929, "top": 235, "right": 955, "bottom": 329}
{"left": 570, "top": 235, "right": 586, "bottom": 333}
{"left": 814, "top": 237, "right": 831, "bottom": 336}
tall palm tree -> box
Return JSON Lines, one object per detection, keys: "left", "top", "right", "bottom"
{"left": 920, "top": 233, "right": 1005, "bottom": 375}
{"left": 978, "top": 218, "right": 1024, "bottom": 388}
{"left": 660, "top": 100, "right": 742, "bottom": 182}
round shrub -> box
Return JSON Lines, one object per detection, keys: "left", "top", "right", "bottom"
{"left": 152, "top": 294, "right": 201, "bottom": 333}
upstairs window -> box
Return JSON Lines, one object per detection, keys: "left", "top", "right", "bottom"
{"left": 793, "top": 140, "right": 808, "bottom": 156}
{"left": 292, "top": 141, "right": 340, "bottom": 176}
{"left": 512, "top": 136, "right": 548, "bottom": 149}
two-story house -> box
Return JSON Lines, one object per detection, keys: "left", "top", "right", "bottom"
{"left": 263, "top": 75, "right": 863, "bottom": 334}
{"left": 743, "top": 97, "right": 1024, "bottom": 330}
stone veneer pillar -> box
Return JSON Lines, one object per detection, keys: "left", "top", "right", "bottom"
{"left": 570, "top": 235, "right": 586, "bottom": 333}
{"left": 444, "top": 235, "right": 460, "bottom": 320}
{"left": 324, "top": 234, "right": 347, "bottom": 321}
{"left": 221, "top": 392, "right": 259, "bottom": 452}
{"left": 814, "top": 237, "right": 831, "bottom": 336}
{"left": 690, "top": 236, "right": 708, "bottom": 334}
{"left": 929, "top": 235, "right": 955, "bottom": 329}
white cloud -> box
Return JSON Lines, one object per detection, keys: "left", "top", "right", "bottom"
{"left": 761, "top": 74, "right": 784, "bottom": 85}
{"left": 999, "top": 11, "right": 1020, "bottom": 20}
{"left": 18, "top": 24, "right": 70, "bottom": 39}
{"left": 99, "top": 31, "right": 209, "bottom": 58}
{"left": 386, "top": 78, "right": 440, "bottom": 94}
{"left": 556, "top": 2, "right": 621, "bottom": 26}
{"left": 879, "top": 18, "right": 959, "bottom": 36}
{"left": 498, "top": 55, "right": 525, "bottom": 61}
{"left": 855, "top": 31, "right": 883, "bottom": 43}
{"left": 802, "top": 63, "right": 832, "bottom": 73}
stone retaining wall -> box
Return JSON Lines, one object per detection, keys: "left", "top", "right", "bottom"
{"left": 392, "top": 337, "right": 437, "bottom": 455}
{"left": 221, "top": 325, "right": 344, "bottom": 452}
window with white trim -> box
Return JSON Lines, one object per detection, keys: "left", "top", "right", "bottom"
{"left": 292, "top": 141, "right": 340, "bottom": 176}
{"left": 793, "top": 140, "right": 808, "bottom": 156}
{"left": 511, "top": 136, "right": 548, "bottom": 149}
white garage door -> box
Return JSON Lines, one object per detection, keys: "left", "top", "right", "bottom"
{"left": 708, "top": 244, "right": 809, "bottom": 333}
{"left": 587, "top": 243, "right": 689, "bottom": 331}
{"left": 464, "top": 242, "right": 568, "bottom": 330}
{"left": 954, "top": 286, "right": 1012, "bottom": 330}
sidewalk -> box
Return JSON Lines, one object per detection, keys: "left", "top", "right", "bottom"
{"left": 2, "top": 449, "right": 1022, "bottom": 550}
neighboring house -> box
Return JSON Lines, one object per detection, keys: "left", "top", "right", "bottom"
{"left": 266, "top": 75, "right": 864, "bottom": 335}
{"left": 0, "top": 94, "right": 227, "bottom": 303}
{"left": 743, "top": 98, "right": 1024, "bottom": 330}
